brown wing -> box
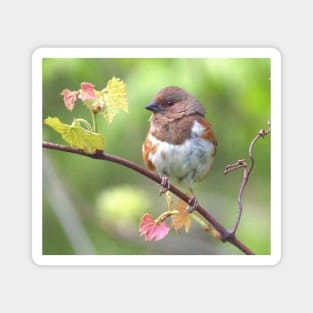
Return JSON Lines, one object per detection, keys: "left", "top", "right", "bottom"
{"left": 198, "top": 117, "right": 217, "bottom": 157}
{"left": 142, "top": 135, "right": 156, "bottom": 171}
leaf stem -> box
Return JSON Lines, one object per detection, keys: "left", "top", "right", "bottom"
{"left": 156, "top": 210, "right": 179, "bottom": 224}
{"left": 75, "top": 118, "right": 93, "bottom": 132}
{"left": 90, "top": 111, "right": 98, "bottom": 132}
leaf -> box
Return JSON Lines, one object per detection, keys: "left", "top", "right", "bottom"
{"left": 44, "top": 117, "right": 104, "bottom": 153}
{"left": 166, "top": 191, "right": 174, "bottom": 210}
{"left": 100, "top": 77, "right": 128, "bottom": 123}
{"left": 62, "top": 89, "right": 78, "bottom": 111}
{"left": 139, "top": 213, "right": 170, "bottom": 241}
{"left": 172, "top": 199, "right": 191, "bottom": 233}
{"left": 78, "top": 82, "right": 96, "bottom": 101}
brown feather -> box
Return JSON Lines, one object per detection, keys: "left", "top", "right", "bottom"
{"left": 142, "top": 136, "right": 157, "bottom": 171}
{"left": 150, "top": 114, "right": 217, "bottom": 148}
{"left": 198, "top": 117, "right": 218, "bottom": 156}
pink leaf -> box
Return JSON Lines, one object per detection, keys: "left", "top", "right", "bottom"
{"left": 139, "top": 214, "right": 170, "bottom": 241}
{"left": 62, "top": 89, "right": 77, "bottom": 111}
{"left": 78, "top": 82, "right": 96, "bottom": 101}
{"left": 139, "top": 214, "right": 155, "bottom": 233}
{"left": 154, "top": 222, "right": 170, "bottom": 240}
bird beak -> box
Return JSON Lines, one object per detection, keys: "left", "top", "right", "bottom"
{"left": 145, "top": 102, "right": 162, "bottom": 113}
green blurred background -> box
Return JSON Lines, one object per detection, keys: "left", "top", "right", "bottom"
{"left": 42, "top": 57, "right": 270, "bottom": 255}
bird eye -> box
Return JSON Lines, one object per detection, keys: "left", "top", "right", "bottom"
{"left": 167, "top": 100, "right": 174, "bottom": 106}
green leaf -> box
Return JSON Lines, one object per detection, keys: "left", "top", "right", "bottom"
{"left": 44, "top": 117, "right": 104, "bottom": 153}
{"left": 100, "top": 77, "right": 128, "bottom": 123}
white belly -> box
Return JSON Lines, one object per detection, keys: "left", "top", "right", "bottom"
{"left": 147, "top": 121, "right": 215, "bottom": 189}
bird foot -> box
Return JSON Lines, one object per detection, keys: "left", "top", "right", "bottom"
{"left": 187, "top": 196, "right": 199, "bottom": 213}
{"left": 159, "top": 177, "right": 170, "bottom": 195}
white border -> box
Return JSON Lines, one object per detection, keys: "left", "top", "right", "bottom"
{"left": 32, "top": 48, "right": 281, "bottom": 266}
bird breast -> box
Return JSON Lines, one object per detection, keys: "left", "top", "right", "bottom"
{"left": 144, "top": 121, "right": 215, "bottom": 189}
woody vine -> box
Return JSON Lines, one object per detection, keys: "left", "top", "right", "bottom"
{"left": 42, "top": 77, "right": 270, "bottom": 255}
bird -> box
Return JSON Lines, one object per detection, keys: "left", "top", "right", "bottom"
{"left": 142, "top": 86, "right": 217, "bottom": 212}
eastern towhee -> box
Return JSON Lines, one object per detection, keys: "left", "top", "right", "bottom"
{"left": 143, "top": 86, "right": 217, "bottom": 211}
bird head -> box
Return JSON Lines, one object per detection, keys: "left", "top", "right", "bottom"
{"left": 145, "top": 86, "right": 206, "bottom": 121}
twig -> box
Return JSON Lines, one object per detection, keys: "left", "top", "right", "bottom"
{"left": 224, "top": 121, "right": 271, "bottom": 235}
{"left": 42, "top": 141, "right": 255, "bottom": 255}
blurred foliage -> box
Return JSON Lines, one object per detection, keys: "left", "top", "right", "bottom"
{"left": 42, "top": 57, "right": 271, "bottom": 255}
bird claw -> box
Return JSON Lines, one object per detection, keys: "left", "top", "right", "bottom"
{"left": 159, "top": 177, "right": 170, "bottom": 195}
{"left": 187, "top": 196, "right": 199, "bottom": 213}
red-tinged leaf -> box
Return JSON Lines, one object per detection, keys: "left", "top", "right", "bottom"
{"left": 145, "top": 225, "right": 156, "bottom": 241}
{"left": 62, "top": 89, "right": 78, "bottom": 111}
{"left": 153, "top": 222, "right": 170, "bottom": 240}
{"left": 78, "top": 82, "right": 96, "bottom": 101}
{"left": 139, "top": 214, "right": 170, "bottom": 241}
{"left": 139, "top": 214, "right": 155, "bottom": 234}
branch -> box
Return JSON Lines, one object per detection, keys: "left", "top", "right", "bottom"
{"left": 224, "top": 121, "right": 271, "bottom": 235}
{"left": 42, "top": 141, "right": 255, "bottom": 255}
